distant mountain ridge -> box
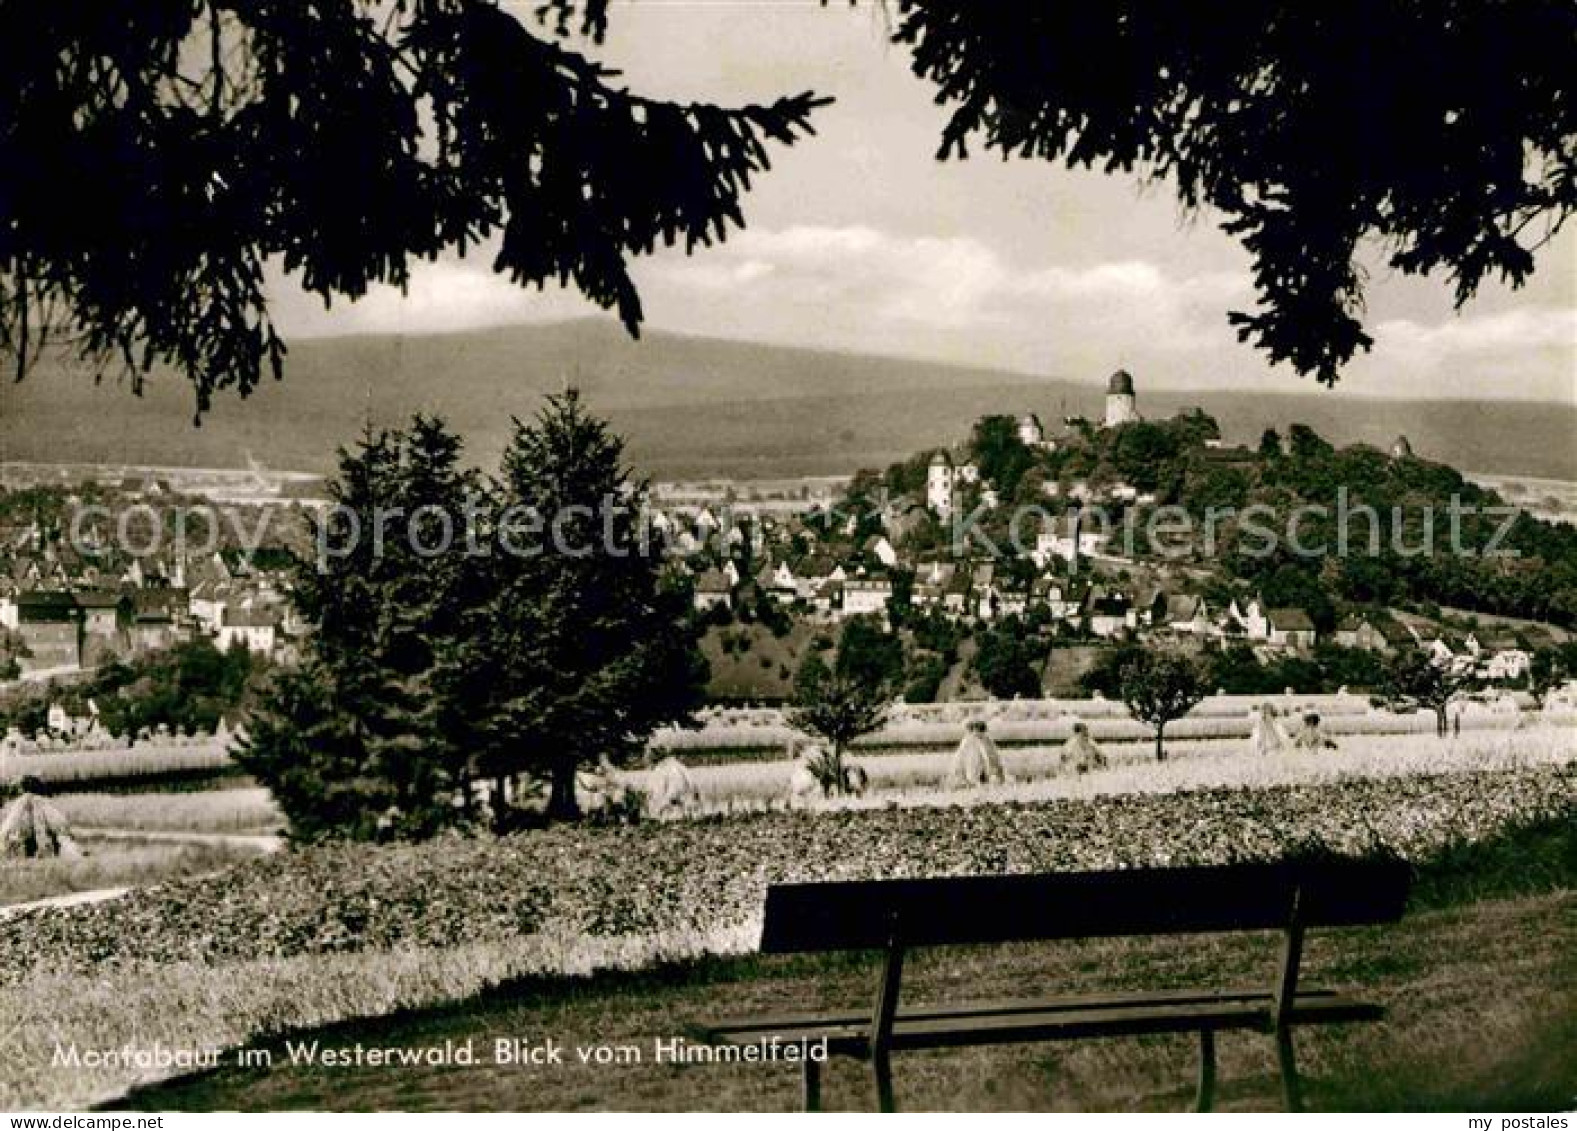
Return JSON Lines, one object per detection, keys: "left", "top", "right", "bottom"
{"left": 1, "top": 318, "right": 1572, "bottom": 481}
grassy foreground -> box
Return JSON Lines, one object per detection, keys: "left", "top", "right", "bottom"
{"left": 116, "top": 818, "right": 1577, "bottom": 1111}
{"left": 120, "top": 890, "right": 1575, "bottom": 1112}
{"left": 1, "top": 771, "right": 1571, "bottom": 1111}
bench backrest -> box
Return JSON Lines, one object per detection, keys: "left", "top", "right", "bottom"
{"left": 759, "top": 860, "right": 1410, "bottom": 954}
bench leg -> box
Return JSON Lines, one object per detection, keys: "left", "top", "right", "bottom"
{"left": 801, "top": 1058, "right": 821, "bottom": 1112}
{"left": 872, "top": 1052, "right": 896, "bottom": 1113}
{"left": 1276, "top": 1028, "right": 1303, "bottom": 1112}
{"left": 1194, "top": 1029, "right": 1217, "bottom": 1112}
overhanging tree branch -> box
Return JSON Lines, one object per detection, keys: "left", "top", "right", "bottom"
{"left": 887, "top": 0, "right": 1576, "bottom": 386}
{"left": 0, "top": 0, "right": 828, "bottom": 414}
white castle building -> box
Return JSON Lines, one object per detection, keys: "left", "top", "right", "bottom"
{"left": 927, "top": 450, "right": 979, "bottom": 518}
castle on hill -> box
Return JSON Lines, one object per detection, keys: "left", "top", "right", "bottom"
{"left": 928, "top": 369, "right": 1144, "bottom": 517}
{"left": 1019, "top": 369, "right": 1140, "bottom": 447}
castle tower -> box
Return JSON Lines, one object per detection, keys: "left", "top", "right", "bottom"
{"left": 926, "top": 451, "right": 954, "bottom": 517}
{"left": 1390, "top": 435, "right": 1413, "bottom": 459}
{"left": 1104, "top": 369, "right": 1138, "bottom": 427}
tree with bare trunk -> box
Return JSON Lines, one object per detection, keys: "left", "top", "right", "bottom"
{"left": 787, "top": 653, "right": 889, "bottom": 796}
{"left": 1115, "top": 647, "right": 1207, "bottom": 762}
{"left": 1372, "top": 648, "right": 1480, "bottom": 739}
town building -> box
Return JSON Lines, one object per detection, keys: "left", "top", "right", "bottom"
{"left": 842, "top": 576, "right": 894, "bottom": 619}
{"left": 1334, "top": 614, "right": 1400, "bottom": 653}
{"left": 216, "top": 604, "right": 282, "bottom": 653}
{"left": 15, "top": 590, "right": 82, "bottom": 672}
{"left": 1265, "top": 608, "right": 1317, "bottom": 650}
{"left": 692, "top": 569, "right": 734, "bottom": 613}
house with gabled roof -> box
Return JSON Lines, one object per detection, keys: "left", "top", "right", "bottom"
{"left": 992, "top": 577, "right": 1029, "bottom": 620}
{"left": 1334, "top": 612, "right": 1406, "bottom": 653}
{"left": 1131, "top": 585, "right": 1168, "bottom": 628}
{"left": 188, "top": 579, "right": 234, "bottom": 634}
{"left": 942, "top": 562, "right": 974, "bottom": 615}
{"left": 1085, "top": 586, "right": 1133, "bottom": 638}
{"left": 693, "top": 568, "right": 734, "bottom": 613}
{"left": 1265, "top": 607, "right": 1317, "bottom": 650}
{"left": 755, "top": 558, "right": 799, "bottom": 604}
{"left": 15, "top": 590, "right": 81, "bottom": 672}
{"left": 1165, "top": 593, "right": 1214, "bottom": 635}
{"left": 1424, "top": 634, "right": 1463, "bottom": 667}
{"left": 1229, "top": 598, "right": 1270, "bottom": 641}
{"left": 129, "top": 587, "right": 188, "bottom": 653}
{"left": 791, "top": 555, "right": 845, "bottom": 601}
{"left": 74, "top": 589, "right": 125, "bottom": 640}
{"left": 1030, "top": 576, "right": 1079, "bottom": 621}
{"left": 217, "top": 603, "right": 282, "bottom": 654}
{"left": 1476, "top": 626, "right": 1532, "bottom": 680}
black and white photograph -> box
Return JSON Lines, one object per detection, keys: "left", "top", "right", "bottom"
{"left": 0, "top": 0, "right": 1574, "bottom": 1117}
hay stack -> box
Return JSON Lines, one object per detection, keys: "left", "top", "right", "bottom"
{"left": 646, "top": 756, "right": 700, "bottom": 814}
{"left": 947, "top": 724, "right": 1006, "bottom": 788}
{"left": 1249, "top": 703, "right": 1291, "bottom": 756}
{"left": 0, "top": 793, "right": 83, "bottom": 859}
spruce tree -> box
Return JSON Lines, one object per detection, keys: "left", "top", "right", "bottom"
{"left": 237, "top": 416, "right": 483, "bottom": 840}
{"left": 473, "top": 390, "right": 707, "bottom": 822}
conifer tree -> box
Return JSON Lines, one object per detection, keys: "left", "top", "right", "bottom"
{"left": 472, "top": 390, "right": 707, "bottom": 822}
{"left": 237, "top": 416, "right": 483, "bottom": 839}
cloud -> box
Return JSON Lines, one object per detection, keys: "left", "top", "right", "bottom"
{"left": 648, "top": 224, "right": 1249, "bottom": 351}
{"left": 1374, "top": 308, "right": 1577, "bottom": 360}
{"left": 263, "top": 226, "right": 1573, "bottom": 403}
{"left": 1331, "top": 307, "right": 1577, "bottom": 402}
{"left": 269, "top": 257, "right": 591, "bottom": 337}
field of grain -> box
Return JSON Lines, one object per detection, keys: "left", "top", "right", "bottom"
{"left": 0, "top": 835, "right": 267, "bottom": 907}
{"left": 50, "top": 788, "right": 282, "bottom": 834}
{"left": 632, "top": 721, "right": 1577, "bottom": 814}
{"left": 2, "top": 766, "right": 1571, "bottom": 1110}
{"left": 1, "top": 741, "right": 235, "bottom": 789}
{"left": 0, "top": 696, "right": 1554, "bottom": 790}
{"left": 649, "top": 694, "right": 1545, "bottom": 758}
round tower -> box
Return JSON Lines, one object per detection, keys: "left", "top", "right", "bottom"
{"left": 1390, "top": 435, "right": 1413, "bottom": 459}
{"left": 1104, "top": 369, "right": 1138, "bottom": 427}
{"left": 926, "top": 450, "right": 954, "bottom": 516}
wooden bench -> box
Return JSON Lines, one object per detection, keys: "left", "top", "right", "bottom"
{"left": 701, "top": 860, "right": 1409, "bottom": 1112}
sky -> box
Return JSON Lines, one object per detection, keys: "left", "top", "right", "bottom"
{"left": 270, "top": 1, "right": 1576, "bottom": 403}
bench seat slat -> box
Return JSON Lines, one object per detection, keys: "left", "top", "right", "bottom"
{"left": 705, "top": 985, "right": 1345, "bottom": 1036}
{"left": 705, "top": 991, "right": 1381, "bottom": 1055}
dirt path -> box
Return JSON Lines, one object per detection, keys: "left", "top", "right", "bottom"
{"left": 0, "top": 829, "right": 280, "bottom": 917}
{"left": 0, "top": 885, "right": 131, "bottom": 917}
{"left": 75, "top": 827, "right": 285, "bottom": 853}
